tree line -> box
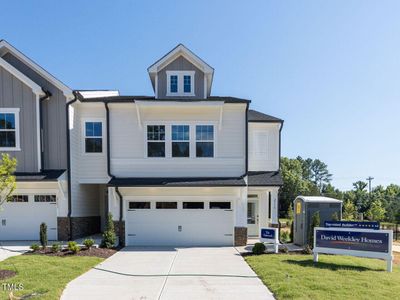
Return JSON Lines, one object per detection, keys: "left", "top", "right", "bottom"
{"left": 280, "top": 156, "right": 400, "bottom": 223}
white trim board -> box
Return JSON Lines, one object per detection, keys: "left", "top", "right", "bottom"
{"left": 0, "top": 58, "right": 45, "bottom": 96}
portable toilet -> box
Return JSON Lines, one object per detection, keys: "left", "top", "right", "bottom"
{"left": 293, "top": 196, "right": 343, "bottom": 246}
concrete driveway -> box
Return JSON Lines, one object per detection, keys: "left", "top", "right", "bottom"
{"left": 62, "top": 247, "right": 274, "bottom": 300}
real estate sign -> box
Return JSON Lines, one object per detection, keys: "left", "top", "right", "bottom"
{"left": 260, "top": 227, "right": 279, "bottom": 253}
{"left": 313, "top": 227, "right": 393, "bottom": 272}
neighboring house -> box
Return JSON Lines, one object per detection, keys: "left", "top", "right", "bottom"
{"left": 0, "top": 41, "right": 283, "bottom": 246}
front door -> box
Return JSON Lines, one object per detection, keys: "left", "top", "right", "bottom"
{"left": 247, "top": 200, "right": 259, "bottom": 236}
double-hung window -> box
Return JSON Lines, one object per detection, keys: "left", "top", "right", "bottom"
{"left": 183, "top": 75, "right": 191, "bottom": 93}
{"left": 170, "top": 75, "right": 178, "bottom": 93}
{"left": 172, "top": 125, "right": 189, "bottom": 157}
{"left": 147, "top": 125, "right": 165, "bottom": 157}
{"left": 84, "top": 121, "right": 103, "bottom": 153}
{"left": 196, "top": 125, "right": 214, "bottom": 157}
{"left": 0, "top": 109, "right": 19, "bottom": 150}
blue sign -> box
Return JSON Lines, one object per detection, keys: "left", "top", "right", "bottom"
{"left": 324, "top": 221, "right": 380, "bottom": 230}
{"left": 316, "top": 229, "right": 389, "bottom": 253}
{"left": 261, "top": 228, "right": 275, "bottom": 239}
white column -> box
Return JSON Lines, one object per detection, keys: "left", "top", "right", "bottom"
{"left": 108, "top": 187, "right": 120, "bottom": 221}
{"left": 235, "top": 187, "right": 248, "bottom": 227}
{"left": 271, "top": 188, "right": 279, "bottom": 225}
{"left": 258, "top": 190, "right": 269, "bottom": 228}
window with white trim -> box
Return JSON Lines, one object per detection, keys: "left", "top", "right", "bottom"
{"left": 0, "top": 108, "right": 20, "bottom": 150}
{"left": 84, "top": 121, "right": 103, "bottom": 153}
{"left": 196, "top": 125, "right": 214, "bottom": 157}
{"left": 147, "top": 125, "right": 165, "bottom": 157}
{"left": 166, "top": 71, "right": 195, "bottom": 96}
{"left": 172, "top": 125, "right": 189, "bottom": 157}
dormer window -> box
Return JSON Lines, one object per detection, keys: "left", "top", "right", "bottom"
{"left": 166, "top": 71, "right": 195, "bottom": 96}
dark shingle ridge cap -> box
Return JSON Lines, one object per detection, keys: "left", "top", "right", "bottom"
{"left": 248, "top": 109, "right": 283, "bottom": 123}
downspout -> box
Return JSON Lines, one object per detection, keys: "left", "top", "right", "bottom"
{"left": 245, "top": 102, "right": 249, "bottom": 175}
{"left": 66, "top": 92, "right": 78, "bottom": 240}
{"left": 39, "top": 89, "right": 52, "bottom": 171}
{"left": 105, "top": 102, "right": 124, "bottom": 246}
{"left": 277, "top": 121, "right": 284, "bottom": 238}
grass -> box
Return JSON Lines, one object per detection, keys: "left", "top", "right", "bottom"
{"left": 0, "top": 254, "right": 103, "bottom": 299}
{"left": 246, "top": 253, "right": 400, "bottom": 300}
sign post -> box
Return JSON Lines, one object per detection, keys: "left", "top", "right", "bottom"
{"left": 313, "top": 227, "right": 393, "bottom": 272}
{"left": 260, "top": 227, "right": 279, "bottom": 253}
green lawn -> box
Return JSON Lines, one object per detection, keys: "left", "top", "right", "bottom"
{"left": 246, "top": 253, "right": 400, "bottom": 300}
{"left": 0, "top": 254, "right": 103, "bottom": 299}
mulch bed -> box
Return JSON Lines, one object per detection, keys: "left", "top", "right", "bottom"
{"left": 0, "top": 269, "right": 16, "bottom": 280}
{"left": 25, "top": 247, "right": 118, "bottom": 259}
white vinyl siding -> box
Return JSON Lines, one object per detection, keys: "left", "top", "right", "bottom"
{"left": 248, "top": 123, "right": 280, "bottom": 171}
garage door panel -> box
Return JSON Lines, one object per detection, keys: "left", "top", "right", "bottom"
{"left": 126, "top": 203, "right": 233, "bottom": 246}
{"left": 0, "top": 201, "right": 57, "bottom": 241}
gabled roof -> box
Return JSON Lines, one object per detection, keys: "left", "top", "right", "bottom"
{"left": 248, "top": 109, "right": 283, "bottom": 123}
{"left": 0, "top": 57, "right": 45, "bottom": 96}
{"left": 147, "top": 44, "right": 214, "bottom": 97}
{"left": 0, "top": 40, "right": 73, "bottom": 99}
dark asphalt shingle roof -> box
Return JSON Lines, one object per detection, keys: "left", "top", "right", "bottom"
{"left": 247, "top": 171, "right": 283, "bottom": 186}
{"left": 76, "top": 93, "right": 250, "bottom": 104}
{"left": 108, "top": 177, "right": 246, "bottom": 187}
{"left": 248, "top": 110, "right": 283, "bottom": 123}
{"left": 14, "top": 169, "right": 66, "bottom": 182}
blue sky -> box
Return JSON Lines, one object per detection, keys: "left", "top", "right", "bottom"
{"left": 1, "top": 1, "right": 399, "bottom": 190}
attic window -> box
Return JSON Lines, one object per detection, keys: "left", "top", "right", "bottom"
{"left": 166, "top": 71, "right": 195, "bottom": 96}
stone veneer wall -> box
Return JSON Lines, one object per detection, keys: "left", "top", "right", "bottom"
{"left": 234, "top": 227, "right": 248, "bottom": 246}
{"left": 113, "top": 221, "right": 126, "bottom": 247}
{"left": 57, "top": 216, "right": 101, "bottom": 240}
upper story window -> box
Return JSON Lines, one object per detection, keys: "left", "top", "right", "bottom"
{"left": 147, "top": 125, "right": 165, "bottom": 157}
{"left": 84, "top": 121, "right": 103, "bottom": 153}
{"left": 196, "top": 125, "right": 214, "bottom": 157}
{"left": 0, "top": 108, "right": 20, "bottom": 150}
{"left": 172, "top": 125, "right": 189, "bottom": 157}
{"left": 166, "top": 71, "right": 195, "bottom": 96}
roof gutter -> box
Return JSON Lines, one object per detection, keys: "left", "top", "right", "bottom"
{"left": 39, "top": 89, "right": 52, "bottom": 171}
{"left": 66, "top": 91, "right": 78, "bottom": 240}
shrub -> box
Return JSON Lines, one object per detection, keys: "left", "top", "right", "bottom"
{"left": 331, "top": 212, "right": 339, "bottom": 221}
{"left": 40, "top": 222, "right": 48, "bottom": 248}
{"left": 51, "top": 243, "right": 61, "bottom": 253}
{"left": 101, "top": 213, "right": 117, "bottom": 249}
{"left": 30, "top": 243, "right": 40, "bottom": 252}
{"left": 252, "top": 243, "right": 266, "bottom": 255}
{"left": 303, "top": 245, "right": 313, "bottom": 255}
{"left": 83, "top": 238, "right": 95, "bottom": 249}
{"left": 68, "top": 241, "right": 80, "bottom": 254}
{"left": 280, "top": 245, "right": 289, "bottom": 254}
{"left": 281, "top": 231, "right": 290, "bottom": 243}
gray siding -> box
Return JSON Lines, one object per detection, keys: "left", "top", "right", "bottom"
{"left": 158, "top": 56, "right": 205, "bottom": 99}
{"left": 0, "top": 66, "right": 38, "bottom": 172}
{"left": 2, "top": 52, "right": 67, "bottom": 170}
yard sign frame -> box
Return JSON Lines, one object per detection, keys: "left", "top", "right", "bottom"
{"left": 313, "top": 227, "right": 393, "bottom": 272}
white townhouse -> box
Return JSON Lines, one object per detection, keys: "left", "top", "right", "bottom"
{"left": 0, "top": 41, "right": 283, "bottom": 246}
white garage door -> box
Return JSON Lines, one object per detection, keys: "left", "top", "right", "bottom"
{"left": 126, "top": 200, "right": 233, "bottom": 246}
{"left": 0, "top": 195, "right": 58, "bottom": 240}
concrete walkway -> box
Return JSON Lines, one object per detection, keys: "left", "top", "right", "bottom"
{"left": 0, "top": 241, "right": 31, "bottom": 262}
{"left": 61, "top": 247, "right": 275, "bottom": 300}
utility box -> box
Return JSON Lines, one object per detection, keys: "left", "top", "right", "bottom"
{"left": 293, "top": 196, "right": 343, "bottom": 247}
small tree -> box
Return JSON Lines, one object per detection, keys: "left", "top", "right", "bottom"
{"left": 343, "top": 200, "right": 357, "bottom": 221}
{"left": 40, "top": 222, "right": 48, "bottom": 248}
{"left": 365, "top": 200, "right": 386, "bottom": 221}
{"left": 287, "top": 203, "right": 294, "bottom": 222}
{"left": 0, "top": 154, "right": 17, "bottom": 207}
{"left": 101, "top": 213, "right": 116, "bottom": 248}
{"left": 308, "top": 211, "right": 320, "bottom": 247}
